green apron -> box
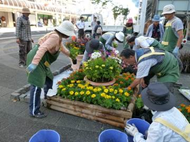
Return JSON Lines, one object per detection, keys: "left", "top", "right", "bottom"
{"left": 161, "top": 19, "right": 178, "bottom": 52}
{"left": 99, "top": 37, "right": 106, "bottom": 46}
{"left": 150, "top": 39, "right": 164, "bottom": 50}
{"left": 123, "top": 27, "right": 133, "bottom": 49}
{"left": 138, "top": 48, "right": 180, "bottom": 83}
{"left": 27, "top": 44, "right": 60, "bottom": 88}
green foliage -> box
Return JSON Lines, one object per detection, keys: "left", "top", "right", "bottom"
{"left": 135, "top": 96, "right": 144, "bottom": 109}
{"left": 83, "top": 57, "right": 122, "bottom": 82}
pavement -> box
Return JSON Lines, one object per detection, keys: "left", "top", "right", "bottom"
{"left": 0, "top": 33, "right": 190, "bottom": 142}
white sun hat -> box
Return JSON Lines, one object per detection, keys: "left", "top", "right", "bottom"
{"left": 162, "top": 4, "right": 176, "bottom": 15}
{"left": 115, "top": 32, "right": 124, "bottom": 43}
{"left": 55, "top": 21, "right": 75, "bottom": 37}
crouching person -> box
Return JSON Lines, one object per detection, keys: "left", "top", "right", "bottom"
{"left": 26, "top": 21, "right": 75, "bottom": 118}
{"left": 125, "top": 82, "right": 190, "bottom": 142}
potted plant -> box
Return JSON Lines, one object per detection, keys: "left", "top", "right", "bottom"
{"left": 83, "top": 51, "right": 122, "bottom": 86}
{"left": 178, "top": 104, "right": 190, "bottom": 122}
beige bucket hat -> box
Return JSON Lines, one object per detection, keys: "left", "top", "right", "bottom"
{"left": 55, "top": 21, "right": 75, "bottom": 37}
{"left": 162, "top": 4, "right": 175, "bottom": 15}
{"left": 22, "top": 8, "right": 30, "bottom": 14}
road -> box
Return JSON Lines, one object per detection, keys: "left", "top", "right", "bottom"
{"left": 0, "top": 34, "right": 190, "bottom": 141}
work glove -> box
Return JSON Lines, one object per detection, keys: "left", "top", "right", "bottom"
{"left": 172, "top": 46, "right": 179, "bottom": 56}
{"left": 125, "top": 123, "right": 139, "bottom": 137}
{"left": 26, "top": 64, "right": 37, "bottom": 73}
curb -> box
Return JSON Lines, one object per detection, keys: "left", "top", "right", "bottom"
{"left": 10, "top": 64, "right": 71, "bottom": 101}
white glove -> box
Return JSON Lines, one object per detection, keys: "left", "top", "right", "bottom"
{"left": 125, "top": 123, "right": 139, "bottom": 137}
{"left": 172, "top": 46, "right": 179, "bottom": 56}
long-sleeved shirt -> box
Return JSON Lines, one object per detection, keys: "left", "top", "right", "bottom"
{"left": 32, "top": 31, "right": 69, "bottom": 65}
{"left": 134, "top": 107, "right": 189, "bottom": 142}
{"left": 145, "top": 23, "right": 164, "bottom": 42}
{"left": 16, "top": 16, "right": 32, "bottom": 41}
{"left": 101, "top": 32, "right": 115, "bottom": 51}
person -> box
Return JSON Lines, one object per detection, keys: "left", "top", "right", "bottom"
{"left": 26, "top": 21, "right": 75, "bottom": 118}
{"left": 120, "top": 47, "right": 180, "bottom": 93}
{"left": 91, "top": 16, "right": 97, "bottom": 38}
{"left": 123, "top": 18, "right": 134, "bottom": 48}
{"left": 99, "top": 32, "right": 124, "bottom": 51}
{"left": 82, "top": 39, "right": 105, "bottom": 63}
{"left": 125, "top": 82, "right": 190, "bottom": 142}
{"left": 76, "top": 16, "right": 85, "bottom": 39}
{"left": 94, "top": 21, "right": 103, "bottom": 39}
{"left": 161, "top": 4, "right": 184, "bottom": 56}
{"left": 127, "top": 35, "right": 163, "bottom": 50}
{"left": 16, "top": 8, "right": 33, "bottom": 68}
{"left": 146, "top": 15, "right": 164, "bottom": 42}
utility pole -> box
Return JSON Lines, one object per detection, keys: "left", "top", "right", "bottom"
{"left": 138, "top": 0, "right": 147, "bottom": 35}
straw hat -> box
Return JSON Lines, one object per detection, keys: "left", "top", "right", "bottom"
{"left": 115, "top": 32, "right": 124, "bottom": 43}
{"left": 55, "top": 21, "right": 75, "bottom": 37}
{"left": 22, "top": 8, "right": 30, "bottom": 14}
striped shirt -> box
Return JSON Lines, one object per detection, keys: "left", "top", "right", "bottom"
{"left": 16, "top": 16, "right": 32, "bottom": 41}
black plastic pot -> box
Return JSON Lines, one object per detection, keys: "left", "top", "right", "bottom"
{"left": 72, "top": 59, "right": 77, "bottom": 64}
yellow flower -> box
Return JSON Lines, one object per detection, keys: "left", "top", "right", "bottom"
{"left": 112, "top": 96, "right": 115, "bottom": 99}
{"left": 91, "top": 94, "right": 96, "bottom": 98}
{"left": 95, "top": 65, "right": 99, "bottom": 68}
{"left": 58, "top": 85, "right": 64, "bottom": 89}
{"left": 104, "top": 89, "right": 109, "bottom": 93}
{"left": 119, "top": 89, "right": 123, "bottom": 93}
{"left": 62, "top": 88, "right": 66, "bottom": 91}
{"left": 86, "top": 90, "right": 91, "bottom": 95}
{"left": 80, "top": 91, "right": 84, "bottom": 95}
{"left": 116, "top": 98, "right": 120, "bottom": 102}
{"left": 69, "top": 91, "right": 74, "bottom": 95}
{"left": 109, "top": 88, "right": 114, "bottom": 92}
{"left": 89, "top": 86, "right": 93, "bottom": 90}
{"left": 71, "top": 80, "right": 75, "bottom": 83}
{"left": 81, "top": 85, "right": 85, "bottom": 89}
{"left": 109, "top": 67, "right": 113, "bottom": 70}
{"left": 98, "top": 88, "right": 102, "bottom": 91}
{"left": 69, "top": 84, "right": 74, "bottom": 87}
{"left": 83, "top": 62, "right": 88, "bottom": 67}
{"left": 101, "top": 93, "right": 106, "bottom": 97}
{"left": 114, "top": 90, "right": 118, "bottom": 94}
{"left": 124, "top": 92, "right": 129, "bottom": 97}
{"left": 76, "top": 80, "right": 81, "bottom": 83}
{"left": 102, "top": 86, "right": 106, "bottom": 89}
{"left": 102, "top": 64, "right": 105, "bottom": 67}
{"left": 75, "top": 92, "right": 79, "bottom": 96}
{"left": 93, "top": 88, "right": 98, "bottom": 92}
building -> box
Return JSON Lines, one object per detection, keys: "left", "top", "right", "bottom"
{"left": 0, "top": 0, "right": 78, "bottom": 27}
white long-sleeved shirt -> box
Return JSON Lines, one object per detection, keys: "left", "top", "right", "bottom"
{"left": 134, "top": 107, "right": 189, "bottom": 142}
{"left": 133, "top": 36, "right": 155, "bottom": 50}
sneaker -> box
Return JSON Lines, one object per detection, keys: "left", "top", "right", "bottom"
{"left": 30, "top": 112, "right": 47, "bottom": 118}
{"left": 19, "top": 64, "right": 24, "bottom": 68}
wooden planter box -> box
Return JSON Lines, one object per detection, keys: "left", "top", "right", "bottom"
{"left": 46, "top": 88, "right": 138, "bottom": 128}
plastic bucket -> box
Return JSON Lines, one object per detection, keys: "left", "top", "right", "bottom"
{"left": 29, "top": 129, "right": 60, "bottom": 142}
{"left": 126, "top": 118, "right": 150, "bottom": 142}
{"left": 98, "top": 129, "right": 128, "bottom": 142}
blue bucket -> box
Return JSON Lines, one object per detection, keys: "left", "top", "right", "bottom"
{"left": 29, "top": 129, "right": 60, "bottom": 142}
{"left": 126, "top": 118, "right": 150, "bottom": 142}
{"left": 98, "top": 129, "right": 128, "bottom": 142}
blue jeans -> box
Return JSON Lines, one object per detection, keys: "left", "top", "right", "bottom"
{"left": 29, "top": 77, "right": 52, "bottom": 115}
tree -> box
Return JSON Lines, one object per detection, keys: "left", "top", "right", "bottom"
{"left": 91, "top": 0, "right": 112, "bottom": 7}
{"left": 112, "top": 6, "right": 129, "bottom": 25}
{"left": 121, "top": 7, "right": 129, "bottom": 23}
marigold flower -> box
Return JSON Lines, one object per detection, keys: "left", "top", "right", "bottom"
{"left": 104, "top": 89, "right": 109, "bottom": 93}
{"left": 101, "top": 93, "right": 106, "bottom": 97}
{"left": 180, "top": 104, "right": 186, "bottom": 107}
{"left": 62, "top": 88, "right": 66, "bottom": 91}
{"left": 71, "top": 80, "right": 75, "bottom": 83}
{"left": 112, "top": 96, "right": 115, "bottom": 99}
{"left": 58, "top": 85, "right": 64, "bottom": 89}
{"left": 95, "top": 65, "right": 99, "bottom": 68}
{"left": 69, "top": 91, "right": 74, "bottom": 95}
{"left": 102, "top": 64, "right": 105, "bottom": 67}
{"left": 127, "top": 87, "right": 132, "bottom": 90}
{"left": 116, "top": 98, "right": 120, "bottom": 102}
{"left": 86, "top": 91, "right": 91, "bottom": 95}
{"left": 124, "top": 92, "right": 129, "bottom": 96}
{"left": 75, "top": 92, "right": 79, "bottom": 96}
{"left": 76, "top": 80, "right": 81, "bottom": 83}
{"left": 80, "top": 91, "right": 84, "bottom": 95}
{"left": 119, "top": 89, "right": 123, "bottom": 93}
{"left": 98, "top": 88, "right": 102, "bottom": 91}
{"left": 93, "top": 88, "right": 98, "bottom": 92}
{"left": 114, "top": 90, "right": 118, "bottom": 94}
{"left": 91, "top": 94, "right": 96, "bottom": 98}
{"left": 109, "top": 88, "right": 114, "bottom": 92}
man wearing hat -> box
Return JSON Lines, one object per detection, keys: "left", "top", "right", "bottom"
{"left": 16, "top": 8, "right": 33, "bottom": 68}
{"left": 123, "top": 18, "right": 134, "bottom": 48}
{"left": 161, "top": 4, "right": 184, "bottom": 56}
{"left": 26, "top": 21, "right": 75, "bottom": 118}
{"left": 120, "top": 47, "right": 179, "bottom": 93}
{"left": 99, "top": 32, "right": 124, "bottom": 51}
{"left": 82, "top": 39, "right": 105, "bottom": 63}
{"left": 146, "top": 15, "right": 164, "bottom": 42}
{"left": 125, "top": 82, "right": 190, "bottom": 142}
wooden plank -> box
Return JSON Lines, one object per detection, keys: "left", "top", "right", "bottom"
{"left": 47, "top": 100, "right": 126, "bottom": 123}
{"left": 50, "top": 105, "right": 125, "bottom": 128}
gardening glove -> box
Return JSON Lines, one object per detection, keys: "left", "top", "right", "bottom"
{"left": 172, "top": 46, "right": 179, "bottom": 56}
{"left": 125, "top": 123, "right": 139, "bottom": 137}
{"left": 26, "top": 63, "right": 37, "bottom": 73}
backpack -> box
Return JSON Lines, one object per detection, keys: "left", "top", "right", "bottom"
{"left": 96, "top": 26, "right": 102, "bottom": 34}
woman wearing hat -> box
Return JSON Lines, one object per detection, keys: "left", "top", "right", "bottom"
{"left": 125, "top": 82, "right": 190, "bottom": 142}
{"left": 145, "top": 15, "right": 164, "bottom": 42}
{"left": 99, "top": 31, "right": 124, "bottom": 52}
{"left": 123, "top": 18, "right": 134, "bottom": 48}
{"left": 82, "top": 39, "right": 105, "bottom": 63}
{"left": 26, "top": 21, "right": 75, "bottom": 118}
